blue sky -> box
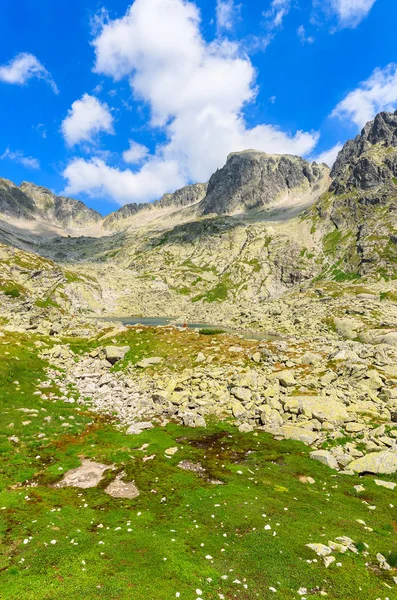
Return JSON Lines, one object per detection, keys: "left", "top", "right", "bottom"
{"left": 0, "top": 0, "right": 395, "bottom": 215}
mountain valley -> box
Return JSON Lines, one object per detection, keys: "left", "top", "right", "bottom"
{"left": 1, "top": 112, "right": 397, "bottom": 599}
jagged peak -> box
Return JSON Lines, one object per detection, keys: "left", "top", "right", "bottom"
{"left": 331, "top": 110, "right": 397, "bottom": 194}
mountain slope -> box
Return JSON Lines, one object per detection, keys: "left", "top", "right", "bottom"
{"left": 309, "top": 110, "right": 397, "bottom": 280}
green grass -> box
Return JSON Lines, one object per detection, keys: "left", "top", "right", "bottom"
{"left": 3, "top": 288, "right": 21, "bottom": 298}
{"left": 35, "top": 298, "right": 60, "bottom": 309}
{"left": 192, "top": 276, "right": 232, "bottom": 303}
{"left": 198, "top": 328, "right": 226, "bottom": 336}
{"left": 0, "top": 333, "right": 396, "bottom": 599}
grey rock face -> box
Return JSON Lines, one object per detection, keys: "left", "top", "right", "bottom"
{"left": 199, "top": 150, "right": 328, "bottom": 215}
{"left": 331, "top": 111, "right": 397, "bottom": 194}
{"left": 19, "top": 182, "right": 102, "bottom": 229}
{"left": 0, "top": 177, "right": 36, "bottom": 219}
{"left": 103, "top": 182, "right": 207, "bottom": 229}
{"left": 159, "top": 182, "right": 208, "bottom": 208}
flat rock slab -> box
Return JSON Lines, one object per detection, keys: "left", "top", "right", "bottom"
{"left": 53, "top": 460, "right": 113, "bottom": 489}
{"left": 105, "top": 473, "right": 140, "bottom": 499}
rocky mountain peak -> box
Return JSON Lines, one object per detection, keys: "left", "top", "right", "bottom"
{"left": 199, "top": 150, "right": 329, "bottom": 215}
{"left": 331, "top": 110, "right": 397, "bottom": 194}
{"left": 12, "top": 181, "right": 103, "bottom": 230}
{"left": 0, "top": 177, "right": 36, "bottom": 220}
{"left": 103, "top": 182, "right": 207, "bottom": 229}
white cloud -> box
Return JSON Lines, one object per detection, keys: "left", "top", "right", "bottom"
{"left": 216, "top": 0, "right": 240, "bottom": 33}
{"left": 328, "top": 0, "right": 376, "bottom": 28}
{"left": 63, "top": 157, "right": 184, "bottom": 204}
{"left": 263, "top": 0, "right": 291, "bottom": 29}
{"left": 313, "top": 142, "right": 343, "bottom": 167}
{"left": 61, "top": 94, "right": 114, "bottom": 146}
{"left": 0, "top": 52, "right": 58, "bottom": 93}
{"left": 63, "top": 0, "right": 318, "bottom": 204}
{"left": 1, "top": 148, "right": 40, "bottom": 170}
{"left": 331, "top": 63, "right": 397, "bottom": 128}
{"left": 123, "top": 140, "right": 149, "bottom": 164}
{"left": 34, "top": 124, "right": 47, "bottom": 139}
{"left": 297, "top": 25, "right": 315, "bottom": 44}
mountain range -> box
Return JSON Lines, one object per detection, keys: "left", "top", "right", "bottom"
{"left": 1, "top": 110, "right": 397, "bottom": 322}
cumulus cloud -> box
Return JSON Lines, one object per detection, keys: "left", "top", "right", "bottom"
{"left": 331, "top": 63, "right": 397, "bottom": 128}
{"left": 123, "top": 140, "right": 150, "bottom": 164}
{"left": 63, "top": 156, "right": 184, "bottom": 204}
{"left": 1, "top": 148, "right": 40, "bottom": 170}
{"left": 62, "top": 0, "right": 318, "bottom": 204}
{"left": 313, "top": 142, "right": 343, "bottom": 167}
{"left": 0, "top": 52, "right": 58, "bottom": 93}
{"left": 61, "top": 94, "right": 114, "bottom": 146}
{"left": 216, "top": 0, "right": 241, "bottom": 33}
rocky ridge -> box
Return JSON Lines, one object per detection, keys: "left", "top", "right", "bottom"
{"left": 200, "top": 151, "right": 329, "bottom": 215}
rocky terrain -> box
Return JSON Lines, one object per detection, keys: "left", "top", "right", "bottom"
{"left": 1, "top": 111, "right": 397, "bottom": 598}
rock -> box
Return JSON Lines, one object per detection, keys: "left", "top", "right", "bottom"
{"left": 259, "top": 406, "right": 283, "bottom": 428}
{"left": 306, "top": 543, "right": 332, "bottom": 557}
{"left": 324, "top": 556, "right": 335, "bottom": 568}
{"left": 126, "top": 422, "right": 154, "bottom": 435}
{"left": 105, "top": 472, "right": 140, "bottom": 499}
{"left": 345, "top": 422, "right": 366, "bottom": 433}
{"left": 278, "top": 425, "right": 319, "bottom": 445}
{"left": 310, "top": 450, "right": 339, "bottom": 470}
{"left": 165, "top": 447, "right": 178, "bottom": 456}
{"left": 334, "top": 537, "right": 357, "bottom": 553}
{"left": 275, "top": 370, "right": 296, "bottom": 387}
{"left": 365, "top": 370, "right": 383, "bottom": 390}
{"left": 295, "top": 396, "right": 349, "bottom": 425}
{"left": 53, "top": 460, "right": 113, "bottom": 489}
{"left": 230, "top": 387, "right": 252, "bottom": 403}
{"left": 136, "top": 357, "right": 163, "bottom": 368}
{"left": 231, "top": 401, "right": 246, "bottom": 418}
{"left": 181, "top": 413, "right": 206, "bottom": 428}
{"left": 374, "top": 479, "right": 396, "bottom": 490}
{"left": 196, "top": 352, "right": 206, "bottom": 363}
{"left": 104, "top": 346, "right": 130, "bottom": 364}
{"left": 328, "top": 541, "right": 348, "bottom": 553}
{"left": 238, "top": 422, "right": 254, "bottom": 433}
{"left": 349, "top": 451, "right": 397, "bottom": 474}
{"left": 300, "top": 352, "right": 321, "bottom": 365}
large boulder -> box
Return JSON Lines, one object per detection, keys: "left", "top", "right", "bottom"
{"left": 278, "top": 425, "right": 319, "bottom": 445}
{"left": 294, "top": 396, "right": 349, "bottom": 426}
{"left": 104, "top": 345, "right": 130, "bottom": 364}
{"left": 348, "top": 451, "right": 397, "bottom": 474}
{"left": 310, "top": 450, "right": 339, "bottom": 470}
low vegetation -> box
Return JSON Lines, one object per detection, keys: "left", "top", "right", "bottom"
{"left": 0, "top": 332, "right": 396, "bottom": 599}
